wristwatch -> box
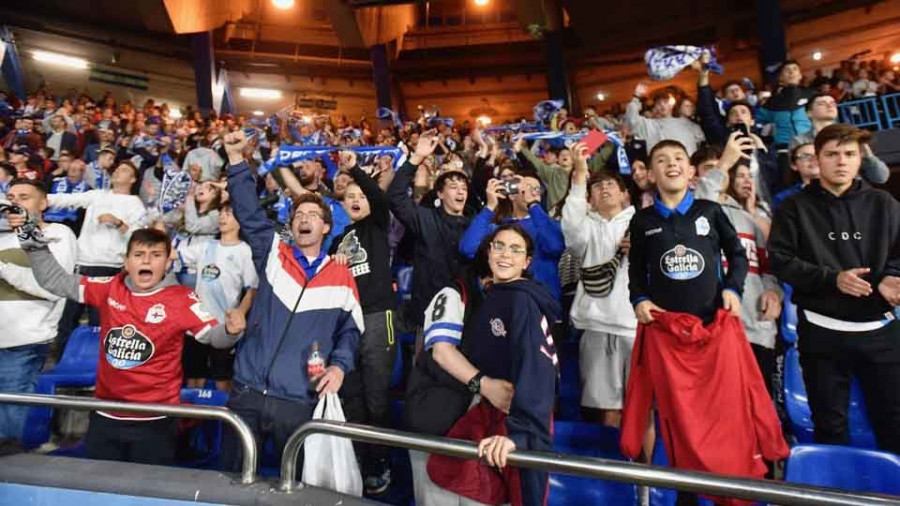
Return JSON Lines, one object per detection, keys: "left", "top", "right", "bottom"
{"left": 467, "top": 372, "right": 484, "bottom": 394}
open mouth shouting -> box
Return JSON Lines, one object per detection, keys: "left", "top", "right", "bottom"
{"left": 137, "top": 269, "right": 155, "bottom": 283}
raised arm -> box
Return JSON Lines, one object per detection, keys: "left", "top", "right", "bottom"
{"left": 625, "top": 83, "right": 653, "bottom": 141}
{"left": 388, "top": 132, "right": 440, "bottom": 236}
{"left": 19, "top": 246, "right": 82, "bottom": 302}
{"left": 47, "top": 189, "right": 101, "bottom": 209}
{"left": 349, "top": 162, "right": 390, "bottom": 229}
{"left": 221, "top": 131, "right": 276, "bottom": 272}
{"left": 561, "top": 142, "right": 591, "bottom": 258}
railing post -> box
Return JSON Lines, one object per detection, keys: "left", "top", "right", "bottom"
{"left": 0, "top": 392, "right": 257, "bottom": 485}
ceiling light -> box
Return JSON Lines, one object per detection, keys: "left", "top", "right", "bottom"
{"left": 474, "top": 0, "right": 489, "bottom": 5}
{"left": 476, "top": 115, "right": 491, "bottom": 126}
{"left": 272, "top": 0, "right": 295, "bottom": 9}
{"left": 253, "top": 110, "right": 265, "bottom": 116}
{"left": 596, "top": 92, "right": 606, "bottom": 101}
{"left": 890, "top": 52, "right": 900, "bottom": 64}
{"left": 812, "top": 51, "right": 823, "bottom": 61}
{"left": 240, "top": 88, "right": 282, "bottom": 100}
{"left": 32, "top": 50, "right": 88, "bottom": 69}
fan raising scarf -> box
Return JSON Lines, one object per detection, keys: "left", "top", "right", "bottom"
{"left": 644, "top": 45, "right": 723, "bottom": 81}
{"left": 516, "top": 130, "right": 631, "bottom": 175}
{"left": 158, "top": 153, "right": 192, "bottom": 214}
{"left": 261, "top": 145, "right": 406, "bottom": 180}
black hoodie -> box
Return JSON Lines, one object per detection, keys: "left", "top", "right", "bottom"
{"left": 768, "top": 179, "right": 900, "bottom": 322}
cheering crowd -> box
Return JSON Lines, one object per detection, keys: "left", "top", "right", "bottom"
{"left": 0, "top": 49, "right": 899, "bottom": 506}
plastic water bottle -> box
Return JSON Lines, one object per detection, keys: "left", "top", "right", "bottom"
{"left": 307, "top": 341, "right": 325, "bottom": 379}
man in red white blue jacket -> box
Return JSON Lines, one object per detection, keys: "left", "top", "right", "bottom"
{"left": 218, "top": 131, "right": 363, "bottom": 471}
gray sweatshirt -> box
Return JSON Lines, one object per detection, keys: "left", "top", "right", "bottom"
{"left": 697, "top": 171, "right": 781, "bottom": 348}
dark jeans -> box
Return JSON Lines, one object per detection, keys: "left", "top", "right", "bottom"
{"left": 0, "top": 343, "right": 49, "bottom": 440}
{"left": 56, "top": 265, "right": 121, "bottom": 358}
{"left": 85, "top": 412, "right": 177, "bottom": 465}
{"left": 340, "top": 310, "right": 397, "bottom": 477}
{"left": 798, "top": 315, "right": 900, "bottom": 454}
{"left": 220, "top": 383, "right": 313, "bottom": 474}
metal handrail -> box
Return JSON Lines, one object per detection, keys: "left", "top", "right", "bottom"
{"left": 280, "top": 421, "right": 900, "bottom": 506}
{"left": 0, "top": 392, "right": 257, "bottom": 485}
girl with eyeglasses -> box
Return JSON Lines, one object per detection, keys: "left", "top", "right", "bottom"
{"left": 429, "top": 224, "right": 560, "bottom": 506}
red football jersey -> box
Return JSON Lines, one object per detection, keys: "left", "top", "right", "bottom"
{"left": 80, "top": 273, "right": 220, "bottom": 418}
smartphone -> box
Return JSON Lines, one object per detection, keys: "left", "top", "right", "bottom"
{"left": 731, "top": 123, "right": 750, "bottom": 138}
{"left": 582, "top": 130, "right": 609, "bottom": 155}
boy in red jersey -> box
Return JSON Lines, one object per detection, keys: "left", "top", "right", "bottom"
{"left": 6, "top": 219, "right": 246, "bottom": 465}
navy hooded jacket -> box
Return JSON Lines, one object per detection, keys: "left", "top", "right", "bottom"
{"left": 466, "top": 279, "right": 560, "bottom": 505}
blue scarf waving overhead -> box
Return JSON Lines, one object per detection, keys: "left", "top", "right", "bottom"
{"left": 261, "top": 145, "right": 406, "bottom": 180}
{"left": 644, "top": 45, "right": 723, "bottom": 81}
{"left": 533, "top": 100, "right": 565, "bottom": 124}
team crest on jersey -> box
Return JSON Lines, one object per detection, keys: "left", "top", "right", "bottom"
{"left": 104, "top": 324, "right": 154, "bottom": 369}
{"left": 660, "top": 244, "right": 705, "bottom": 280}
{"left": 201, "top": 264, "right": 221, "bottom": 281}
{"left": 695, "top": 217, "right": 710, "bottom": 237}
{"left": 145, "top": 303, "right": 167, "bottom": 324}
{"left": 490, "top": 318, "right": 507, "bottom": 337}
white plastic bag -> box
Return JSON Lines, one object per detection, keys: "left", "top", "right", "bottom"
{"left": 301, "top": 392, "right": 363, "bottom": 497}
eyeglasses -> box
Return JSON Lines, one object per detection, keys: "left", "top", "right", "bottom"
{"left": 490, "top": 241, "right": 527, "bottom": 256}
{"left": 795, "top": 154, "right": 816, "bottom": 162}
{"left": 294, "top": 210, "right": 324, "bottom": 221}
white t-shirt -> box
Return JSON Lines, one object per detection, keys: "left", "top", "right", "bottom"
{"left": 0, "top": 224, "right": 77, "bottom": 347}
{"left": 47, "top": 190, "right": 148, "bottom": 267}
{"left": 180, "top": 240, "right": 258, "bottom": 322}
{"left": 422, "top": 286, "right": 465, "bottom": 351}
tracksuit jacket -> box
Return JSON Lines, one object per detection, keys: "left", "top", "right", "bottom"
{"left": 466, "top": 279, "right": 561, "bottom": 506}
{"left": 756, "top": 85, "right": 814, "bottom": 146}
{"left": 227, "top": 161, "right": 363, "bottom": 403}
{"left": 388, "top": 161, "right": 472, "bottom": 327}
{"left": 768, "top": 179, "right": 900, "bottom": 327}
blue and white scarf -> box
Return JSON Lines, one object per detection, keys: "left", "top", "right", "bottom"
{"left": 260, "top": 145, "right": 406, "bottom": 179}
{"left": 533, "top": 100, "right": 565, "bottom": 124}
{"left": 644, "top": 45, "right": 723, "bottom": 81}
{"left": 158, "top": 153, "right": 192, "bottom": 214}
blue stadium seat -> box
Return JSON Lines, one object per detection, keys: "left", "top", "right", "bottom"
{"left": 780, "top": 284, "right": 798, "bottom": 345}
{"left": 178, "top": 388, "right": 229, "bottom": 468}
{"left": 785, "top": 444, "right": 900, "bottom": 495}
{"left": 22, "top": 326, "right": 100, "bottom": 449}
{"left": 549, "top": 421, "right": 635, "bottom": 506}
{"left": 390, "top": 342, "right": 404, "bottom": 390}
{"left": 395, "top": 265, "right": 413, "bottom": 304}
{"left": 556, "top": 340, "right": 581, "bottom": 421}
{"left": 783, "top": 347, "right": 876, "bottom": 448}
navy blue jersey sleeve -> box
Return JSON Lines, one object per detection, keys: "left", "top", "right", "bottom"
{"left": 627, "top": 211, "right": 650, "bottom": 306}
{"left": 506, "top": 296, "right": 556, "bottom": 453}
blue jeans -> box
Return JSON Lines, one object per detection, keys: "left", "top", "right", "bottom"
{"left": 0, "top": 343, "right": 49, "bottom": 440}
